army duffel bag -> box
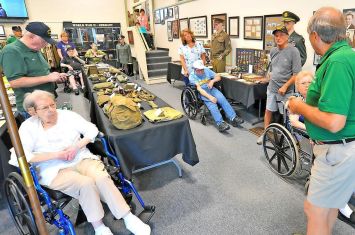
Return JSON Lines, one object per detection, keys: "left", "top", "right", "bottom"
{"left": 106, "top": 96, "right": 142, "bottom": 130}
{"left": 138, "top": 89, "right": 156, "bottom": 101}
{"left": 109, "top": 67, "right": 122, "bottom": 74}
{"left": 93, "top": 82, "right": 114, "bottom": 91}
{"left": 143, "top": 107, "right": 183, "bottom": 123}
{"left": 97, "top": 95, "right": 110, "bottom": 107}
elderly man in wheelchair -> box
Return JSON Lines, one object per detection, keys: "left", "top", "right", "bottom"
{"left": 186, "top": 60, "right": 244, "bottom": 132}
{"left": 262, "top": 71, "right": 355, "bottom": 226}
{"left": 7, "top": 90, "right": 151, "bottom": 235}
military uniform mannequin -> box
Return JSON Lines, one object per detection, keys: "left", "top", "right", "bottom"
{"left": 282, "top": 11, "right": 307, "bottom": 66}
{"left": 211, "top": 18, "right": 231, "bottom": 73}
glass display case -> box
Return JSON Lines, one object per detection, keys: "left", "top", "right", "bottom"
{"left": 63, "top": 22, "right": 121, "bottom": 66}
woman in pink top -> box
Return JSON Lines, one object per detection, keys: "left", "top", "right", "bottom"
{"left": 138, "top": 9, "right": 149, "bottom": 31}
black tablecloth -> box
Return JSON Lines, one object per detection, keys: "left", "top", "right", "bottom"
{"left": 87, "top": 80, "right": 199, "bottom": 179}
{"left": 166, "top": 62, "right": 183, "bottom": 84}
{"left": 221, "top": 77, "right": 268, "bottom": 108}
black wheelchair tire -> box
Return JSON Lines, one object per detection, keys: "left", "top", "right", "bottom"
{"left": 180, "top": 87, "right": 199, "bottom": 120}
{"left": 262, "top": 123, "right": 300, "bottom": 177}
{"left": 4, "top": 172, "right": 39, "bottom": 235}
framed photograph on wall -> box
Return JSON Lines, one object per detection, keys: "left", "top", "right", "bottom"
{"left": 174, "top": 6, "right": 179, "bottom": 19}
{"left": 343, "top": 9, "right": 355, "bottom": 48}
{"left": 179, "top": 18, "right": 189, "bottom": 31}
{"left": 211, "top": 13, "right": 227, "bottom": 35}
{"left": 167, "top": 21, "right": 173, "bottom": 41}
{"left": 164, "top": 8, "right": 168, "bottom": 20}
{"left": 172, "top": 20, "right": 180, "bottom": 39}
{"left": 160, "top": 9, "right": 165, "bottom": 25}
{"left": 189, "top": 16, "right": 208, "bottom": 37}
{"left": 228, "top": 16, "right": 239, "bottom": 37}
{"left": 244, "top": 16, "right": 263, "bottom": 40}
{"left": 154, "top": 10, "right": 161, "bottom": 24}
{"left": 168, "top": 7, "right": 174, "bottom": 19}
{"left": 0, "top": 25, "right": 5, "bottom": 37}
{"left": 263, "top": 14, "right": 283, "bottom": 51}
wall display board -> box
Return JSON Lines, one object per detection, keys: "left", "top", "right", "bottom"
{"left": 343, "top": 9, "right": 355, "bottom": 48}
{"left": 228, "top": 16, "right": 239, "bottom": 38}
{"left": 167, "top": 21, "right": 173, "bottom": 41}
{"left": 189, "top": 16, "right": 208, "bottom": 37}
{"left": 174, "top": 6, "right": 179, "bottom": 19}
{"left": 236, "top": 48, "right": 268, "bottom": 75}
{"left": 211, "top": 13, "right": 227, "bottom": 35}
{"left": 154, "top": 10, "right": 161, "bottom": 24}
{"left": 172, "top": 20, "right": 180, "bottom": 39}
{"left": 244, "top": 16, "right": 263, "bottom": 40}
{"left": 179, "top": 18, "right": 189, "bottom": 31}
{"left": 263, "top": 14, "right": 282, "bottom": 51}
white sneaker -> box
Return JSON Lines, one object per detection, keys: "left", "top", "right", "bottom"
{"left": 95, "top": 225, "right": 113, "bottom": 235}
{"left": 124, "top": 212, "right": 151, "bottom": 235}
{"left": 256, "top": 134, "right": 264, "bottom": 145}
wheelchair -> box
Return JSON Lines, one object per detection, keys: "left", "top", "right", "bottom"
{"left": 180, "top": 83, "right": 224, "bottom": 126}
{"left": 63, "top": 70, "right": 83, "bottom": 94}
{"left": 3, "top": 133, "right": 155, "bottom": 235}
{"left": 261, "top": 100, "right": 313, "bottom": 178}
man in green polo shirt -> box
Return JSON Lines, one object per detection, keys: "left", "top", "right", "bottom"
{"left": 288, "top": 7, "right": 355, "bottom": 235}
{"left": 0, "top": 22, "right": 67, "bottom": 116}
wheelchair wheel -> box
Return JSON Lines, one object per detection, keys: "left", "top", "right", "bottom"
{"left": 181, "top": 87, "right": 199, "bottom": 119}
{"left": 4, "top": 172, "right": 39, "bottom": 235}
{"left": 262, "top": 123, "right": 300, "bottom": 177}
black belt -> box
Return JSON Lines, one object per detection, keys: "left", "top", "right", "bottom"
{"left": 314, "top": 137, "right": 355, "bottom": 145}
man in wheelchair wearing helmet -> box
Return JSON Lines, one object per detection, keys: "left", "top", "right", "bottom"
{"left": 189, "top": 60, "right": 244, "bottom": 132}
{"left": 61, "top": 46, "right": 85, "bottom": 95}
{"left": 9, "top": 90, "right": 151, "bottom": 235}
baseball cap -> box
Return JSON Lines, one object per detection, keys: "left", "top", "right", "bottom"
{"left": 118, "top": 35, "right": 125, "bottom": 40}
{"left": 25, "top": 22, "right": 56, "bottom": 44}
{"left": 66, "top": 46, "right": 74, "bottom": 51}
{"left": 193, "top": 60, "right": 205, "bottom": 70}
{"left": 272, "top": 25, "right": 288, "bottom": 35}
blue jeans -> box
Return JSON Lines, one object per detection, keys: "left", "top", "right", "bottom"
{"left": 200, "top": 86, "right": 236, "bottom": 125}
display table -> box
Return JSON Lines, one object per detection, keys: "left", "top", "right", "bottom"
{"left": 221, "top": 76, "right": 268, "bottom": 124}
{"left": 166, "top": 62, "right": 183, "bottom": 84}
{"left": 87, "top": 80, "right": 199, "bottom": 179}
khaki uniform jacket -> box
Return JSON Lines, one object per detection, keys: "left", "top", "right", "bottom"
{"left": 211, "top": 30, "right": 231, "bottom": 59}
{"left": 289, "top": 31, "right": 307, "bottom": 66}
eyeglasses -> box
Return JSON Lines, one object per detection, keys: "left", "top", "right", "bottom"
{"left": 298, "top": 81, "right": 312, "bottom": 86}
{"left": 36, "top": 103, "right": 56, "bottom": 112}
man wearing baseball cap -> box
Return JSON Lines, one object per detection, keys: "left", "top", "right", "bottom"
{"left": 6, "top": 26, "right": 22, "bottom": 44}
{"left": 257, "top": 25, "right": 301, "bottom": 144}
{"left": 0, "top": 21, "right": 67, "bottom": 118}
{"left": 282, "top": 11, "right": 307, "bottom": 66}
{"left": 189, "top": 60, "right": 244, "bottom": 132}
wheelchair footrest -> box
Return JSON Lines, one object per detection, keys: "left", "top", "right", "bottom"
{"left": 138, "top": 205, "right": 156, "bottom": 223}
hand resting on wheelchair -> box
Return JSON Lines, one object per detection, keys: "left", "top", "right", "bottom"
{"left": 9, "top": 90, "right": 151, "bottom": 235}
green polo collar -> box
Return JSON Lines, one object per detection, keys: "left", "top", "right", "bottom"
{"left": 14, "top": 39, "right": 37, "bottom": 53}
{"left": 318, "top": 40, "right": 349, "bottom": 66}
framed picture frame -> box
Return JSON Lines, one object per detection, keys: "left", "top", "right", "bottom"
{"left": 0, "top": 25, "right": 5, "bottom": 37}
{"left": 196, "top": 39, "right": 204, "bottom": 45}
{"left": 172, "top": 20, "right": 180, "bottom": 39}
{"left": 211, "top": 13, "right": 227, "bottom": 35}
{"left": 263, "top": 14, "right": 283, "bottom": 51}
{"left": 174, "top": 6, "right": 179, "bottom": 20}
{"left": 179, "top": 18, "right": 189, "bottom": 31}
{"left": 168, "top": 7, "right": 174, "bottom": 19}
{"left": 189, "top": 15, "right": 208, "bottom": 38}
{"left": 127, "top": 30, "right": 134, "bottom": 45}
{"left": 343, "top": 9, "right": 355, "bottom": 48}
{"left": 244, "top": 16, "right": 263, "bottom": 40}
{"left": 164, "top": 8, "right": 168, "bottom": 20}
{"left": 228, "top": 16, "right": 239, "bottom": 37}
{"left": 160, "top": 9, "right": 165, "bottom": 25}
{"left": 167, "top": 21, "right": 173, "bottom": 41}
{"left": 154, "top": 10, "right": 161, "bottom": 24}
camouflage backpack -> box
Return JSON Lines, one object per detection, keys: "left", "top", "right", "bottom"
{"left": 106, "top": 96, "right": 142, "bottom": 130}
{"left": 93, "top": 82, "right": 114, "bottom": 91}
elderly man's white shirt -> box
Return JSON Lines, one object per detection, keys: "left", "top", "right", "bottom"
{"left": 9, "top": 109, "right": 99, "bottom": 186}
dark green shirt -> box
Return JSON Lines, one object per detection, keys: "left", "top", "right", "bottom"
{"left": 6, "top": 36, "right": 18, "bottom": 44}
{"left": 0, "top": 40, "right": 54, "bottom": 111}
{"left": 289, "top": 31, "right": 307, "bottom": 66}
{"left": 305, "top": 40, "right": 355, "bottom": 140}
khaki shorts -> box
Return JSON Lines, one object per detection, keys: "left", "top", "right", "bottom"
{"left": 266, "top": 90, "right": 292, "bottom": 113}
{"left": 307, "top": 141, "right": 355, "bottom": 208}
